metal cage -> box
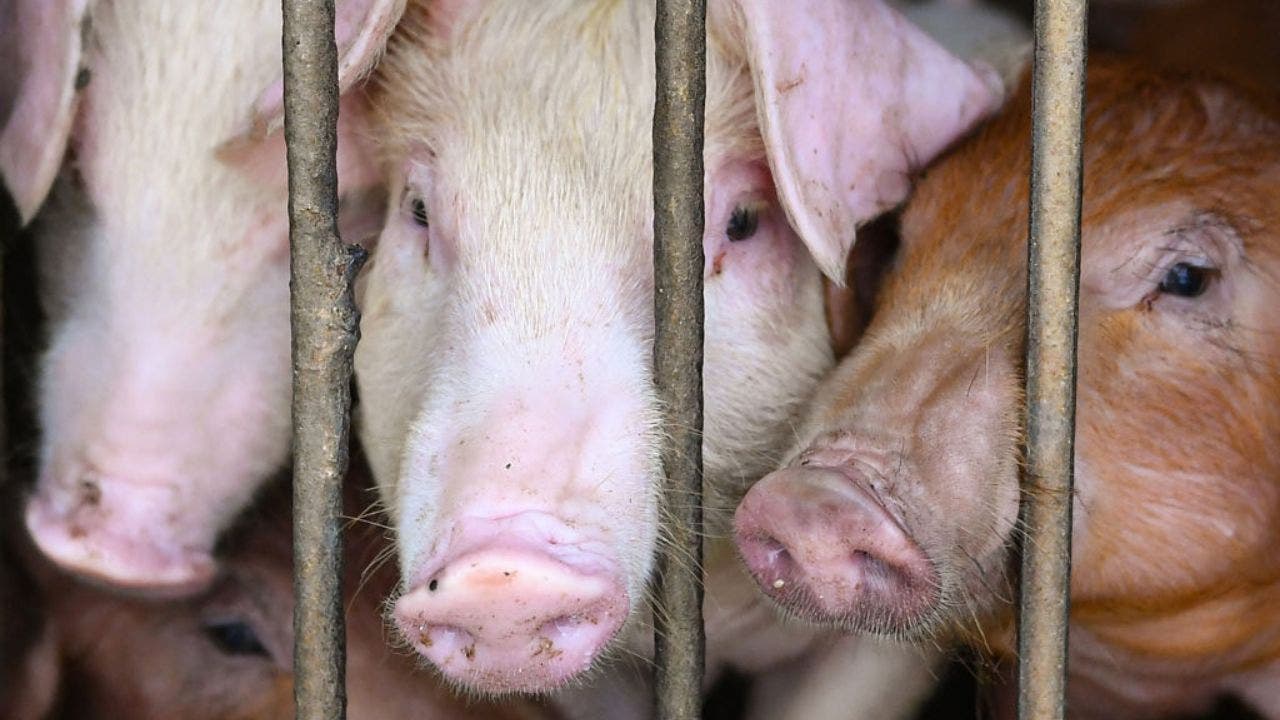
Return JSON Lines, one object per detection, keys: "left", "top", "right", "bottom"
{"left": 281, "top": 0, "right": 1087, "bottom": 718}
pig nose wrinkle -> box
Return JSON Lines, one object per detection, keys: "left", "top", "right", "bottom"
{"left": 393, "top": 547, "right": 627, "bottom": 694}
{"left": 733, "top": 465, "right": 939, "bottom": 632}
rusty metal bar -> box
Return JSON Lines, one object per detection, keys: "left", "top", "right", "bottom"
{"left": 651, "top": 1, "right": 707, "bottom": 718}
{"left": 282, "top": 1, "right": 364, "bottom": 718}
{"left": 1019, "top": 0, "right": 1088, "bottom": 718}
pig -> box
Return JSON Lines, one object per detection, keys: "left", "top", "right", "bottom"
{"left": 0, "top": 477, "right": 560, "bottom": 720}
{"left": 734, "top": 59, "right": 1280, "bottom": 719}
{"left": 0, "top": 0, "right": 404, "bottom": 595}
{"left": 353, "top": 0, "right": 1011, "bottom": 705}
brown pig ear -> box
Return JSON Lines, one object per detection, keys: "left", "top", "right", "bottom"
{"left": 223, "top": 0, "right": 409, "bottom": 146}
{"left": 0, "top": 0, "right": 94, "bottom": 225}
{"left": 731, "top": 0, "right": 1002, "bottom": 283}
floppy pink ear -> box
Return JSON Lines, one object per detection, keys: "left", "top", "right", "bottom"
{"left": 227, "top": 0, "right": 408, "bottom": 144}
{"left": 735, "top": 0, "right": 1002, "bottom": 282}
{"left": 0, "top": 0, "right": 93, "bottom": 225}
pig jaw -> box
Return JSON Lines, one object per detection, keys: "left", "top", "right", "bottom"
{"left": 735, "top": 328, "right": 1023, "bottom": 639}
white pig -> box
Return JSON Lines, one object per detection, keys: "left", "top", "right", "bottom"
{"left": 354, "top": 0, "right": 1007, "bottom": 711}
{"left": 0, "top": 0, "right": 403, "bottom": 595}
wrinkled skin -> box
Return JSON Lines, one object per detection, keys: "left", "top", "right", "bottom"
{"left": 735, "top": 60, "right": 1280, "bottom": 718}
{"left": 3, "top": 478, "right": 559, "bottom": 720}
{"left": 355, "top": 0, "right": 1003, "bottom": 702}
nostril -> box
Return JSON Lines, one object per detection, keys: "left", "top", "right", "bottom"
{"left": 739, "top": 532, "right": 803, "bottom": 592}
{"left": 539, "top": 614, "right": 588, "bottom": 642}
{"left": 762, "top": 536, "right": 789, "bottom": 565}
{"left": 412, "top": 624, "right": 474, "bottom": 654}
{"left": 428, "top": 578, "right": 439, "bottom": 591}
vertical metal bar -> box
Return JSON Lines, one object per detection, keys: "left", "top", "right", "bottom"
{"left": 1019, "top": 0, "right": 1087, "bottom": 718}
{"left": 283, "top": 1, "right": 364, "bottom": 718}
{"left": 652, "top": 1, "right": 707, "bottom": 719}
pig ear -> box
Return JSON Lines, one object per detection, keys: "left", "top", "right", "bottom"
{"left": 0, "top": 0, "right": 93, "bottom": 225}
{"left": 226, "top": 0, "right": 407, "bottom": 144}
{"left": 734, "top": 0, "right": 1002, "bottom": 282}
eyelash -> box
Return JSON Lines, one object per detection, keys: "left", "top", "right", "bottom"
{"left": 409, "top": 198, "right": 429, "bottom": 228}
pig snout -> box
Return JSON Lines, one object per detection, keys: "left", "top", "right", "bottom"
{"left": 24, "top": 474, "right": 216, "bottom": 596}
{"left": 393, "top": 515, "right": 628, "bottom": 693}
{"left": 734, "top": 463, "right": 938, "bottom": 633}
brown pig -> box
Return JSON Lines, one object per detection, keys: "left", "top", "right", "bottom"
{"left": 734, "top": 59, "right": 1280, "bottom": 718}
{"left": 1, "top": 478, "right": 558, "bottom": 720}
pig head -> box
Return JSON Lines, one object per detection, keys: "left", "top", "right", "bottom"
{"left": 734, "top": 60, "right": 1280, "bottom": 717}
{"left": 354, "top": 0, "right": 1000, "bottom": 694}
{"left": 1, "top": 477, "right": 559, "bottom": 720}
{"left": 1, "top": 0, "right": 403, "bottom": 596}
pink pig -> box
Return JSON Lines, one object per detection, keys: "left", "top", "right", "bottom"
{"left": 0, "top": 0, "right": 401, "bottom": 596}
{"left": 353, "top": 0, "right": 1010, "bottom": 706}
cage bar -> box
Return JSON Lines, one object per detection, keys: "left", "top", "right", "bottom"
{"left": 1018, "top": 0, "right": 1088, "bottom": 718}
{"left": 282, "top": 1, "right": 365, "bottom": 718}
{"left": 651, "top": 1, "right": 708, "bottom": 719}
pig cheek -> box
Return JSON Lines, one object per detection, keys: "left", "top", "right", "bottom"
{"left": 906, "top": 348, "right": 1023, "bottom": 600}
{"left": 1072, "top": 312, "right": 1280, "bottom": 599}
{"left": 39, "top": 327, "right": 107, "bottom": 447}
{"left": 703, "top": 224, "right": 832, "bottom": 484}
{"left": 354, "top": 240, "right": 449, "bottom": 518}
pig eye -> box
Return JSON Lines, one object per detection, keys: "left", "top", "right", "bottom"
{"left": 410, "top": 198, "right": 430, "bottom": 228}
{"left": 1159, "top": 262, "right": 1214, "bottom": 298}
{"left": 202, "top": 619, "right": 269, "bottom": 658}
{"left": 726, "top": 204, "right": 760, "bottom": 241}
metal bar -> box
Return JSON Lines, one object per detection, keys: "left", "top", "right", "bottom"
{"left": 1018, "top": 0, "right": 1088, "bottom": 718}
{"left": 282, "top": 1, "right": 365, "bottom": 718}
{"left": 651, "top": 1, "right": 707, "bottom": 718}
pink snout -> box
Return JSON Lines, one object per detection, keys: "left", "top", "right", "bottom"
{"left": 24, "top": 476, "right": 216, "bottom": 597}
{"left": 393, "top": 536, "right": 627, "bottom": 694}
{"left": 734, "top": 466, "right": 938, "bottom": 633}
